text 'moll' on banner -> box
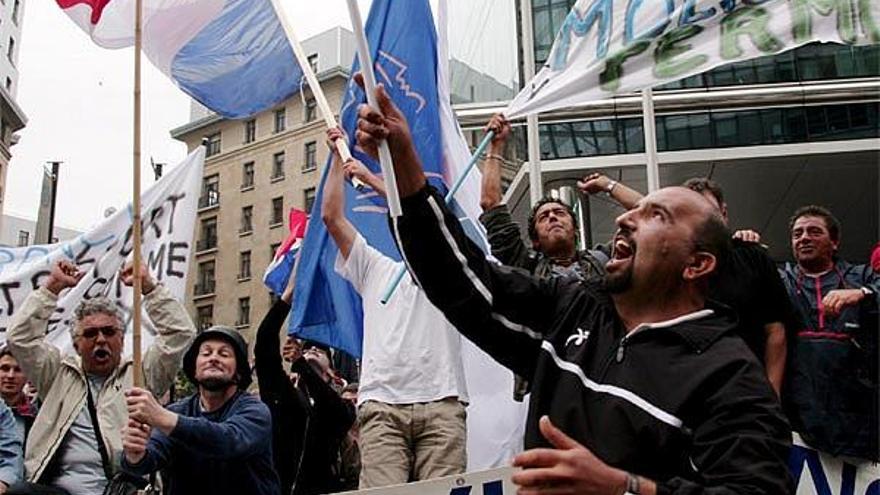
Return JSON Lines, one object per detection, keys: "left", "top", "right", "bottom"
{"left": 506, "top": 0, "right": 880, "bottom": 119}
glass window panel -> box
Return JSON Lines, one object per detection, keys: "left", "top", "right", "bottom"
{"left": 663, "top": 115, "right": 692, "bottom": 151}
{"left": 806, "top": 106, "right": 828, "bottom": 136}
{"left": 713, "top": 113, "right": 738, "bottom": 147}
{"left": 592, "top": 120, "right": 619, "bottom": 155}
{"left": 737, "top": 112, "right": 763, "bottom": 145}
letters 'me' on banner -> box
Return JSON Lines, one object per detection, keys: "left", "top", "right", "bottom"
{"left": 506, "top": 0, "right": 880, "bottom": 118}
{"left": 0, "top": 148, "right": 205, "bottom": 354}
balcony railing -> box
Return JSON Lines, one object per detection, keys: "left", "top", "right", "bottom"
{"left": 194, "top": 281, "right": 216, "bottom": 296}
{"left": 196, "top": 237, "right": 217, "bottom": 252}
{"left": 198, "top": 192, "right": 220, "bottom": 209}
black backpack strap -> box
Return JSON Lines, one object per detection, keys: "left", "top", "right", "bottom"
{"left": 84, "top": 379, "right": 114, "bottom": 480}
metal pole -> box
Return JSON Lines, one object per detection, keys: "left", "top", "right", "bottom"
{"left": 520, "top": 0, "right": 542, "bottom": 205}
{"left": 642, "top": 88, "right": 661, "bottom": 192}
{"left": 345, "top": 0, "right": 402, "bottom": 218}
{"left": 380, "top": 131, "right": 495, "bottom": 304}
{"left": 131, "top": 0, "right": 144, "bottom": 388}
{"left": 46, "top": 162, "right": 60, "bottom": 244}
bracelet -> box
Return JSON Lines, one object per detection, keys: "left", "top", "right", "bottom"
{"left": 485, "top": 153, "right": 505, "bottom": 163}
{"left": 606, "top": 180, "right": 618, "bottom": 194}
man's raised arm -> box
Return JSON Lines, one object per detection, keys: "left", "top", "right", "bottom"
{"left": 322, "top": 128, "right": 359, "bottom": 260}
{"left": 353, "top": 79, "right": 556, "bottom": 377}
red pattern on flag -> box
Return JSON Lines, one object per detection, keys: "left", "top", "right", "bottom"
{"left": 56, "top": 0, "right": 112, "bottom": 25}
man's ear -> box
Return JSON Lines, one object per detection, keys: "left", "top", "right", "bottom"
{"left": 683, "top": 251, "right": 717, "bottom": 282}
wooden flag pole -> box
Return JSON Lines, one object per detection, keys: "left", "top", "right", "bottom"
{"left": 131, "top": 0, "right": 144, "bottom": 388}
{"left": 268, "top": 0, "right": 364, "bottom": 189}
{"left": 345, "top": 0, "right": 402, "bottom": 218}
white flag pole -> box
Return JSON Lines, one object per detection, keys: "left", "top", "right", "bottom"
{"left": 641, "top": 88, "right": 661, "bottom": 192}
{"left": 345, "top": 0, "right": 402, "bottom": 218}
{"left": 520, "top": 0, "right": 542, "bottom": 205}
{"left": 268, "top": 0, "right": 364, "bottom": 189}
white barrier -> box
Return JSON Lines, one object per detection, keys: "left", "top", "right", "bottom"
{"left": 343, "top": 434, "right": 879, "bottom": 495}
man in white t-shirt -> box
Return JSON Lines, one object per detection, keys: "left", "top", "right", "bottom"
{"left": 323, "top": 128, "right": 468, "bottom": 489}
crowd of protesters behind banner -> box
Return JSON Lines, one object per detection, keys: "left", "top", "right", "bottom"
{"left": 0, "top": 98, "right": 875, "bottom": 495}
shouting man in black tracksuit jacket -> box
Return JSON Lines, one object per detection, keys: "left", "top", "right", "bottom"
{"left": 352, "top": 79, "right": 793, "bottom": 494}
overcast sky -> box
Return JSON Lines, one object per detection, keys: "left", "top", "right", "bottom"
{"left": 7, "top": 0, "right": 515, "bottom": 232}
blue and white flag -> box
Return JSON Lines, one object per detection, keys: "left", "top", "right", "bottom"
{"left": 290, "top": 0, "right": 486, "bottom": 358}
{"left": 58, "top": 0, "right": 304, "bottom": 119}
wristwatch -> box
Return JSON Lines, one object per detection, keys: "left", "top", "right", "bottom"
{"left": 860, "top": 286, "right": 873, "bottom": 297}
{"left": 606, "top": 180, "right": 618, "bottom": 194}
{"left": 626, "top": 473, "right": 641, "bottom": 494}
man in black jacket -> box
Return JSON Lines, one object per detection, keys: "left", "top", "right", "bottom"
{"left": 254, "top": 279, "right": 355, "bottom": 495}
{"left": 353, "top": 81, "right": 793, "bottom": 494}
{"left": 581, "top": 175, "right": 791, "bottom": 396}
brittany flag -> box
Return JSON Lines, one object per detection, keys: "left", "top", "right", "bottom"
{"left": 56, "top": 0, "right": 304, "bottom": 119}
{"left": 263, "top": 208, "right": 308, "bottom": 296}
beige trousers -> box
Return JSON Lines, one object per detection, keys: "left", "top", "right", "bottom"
{"left": 357, "top": 397, "right": 467, "bottom": 489}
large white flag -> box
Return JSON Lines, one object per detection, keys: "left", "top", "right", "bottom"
{"left": 0, "top": 148, "right": 204, "bottom": 354}
{"left": 506, "top": 0, "right": 880, "bottom": 118}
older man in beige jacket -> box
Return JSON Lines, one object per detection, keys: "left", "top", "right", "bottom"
{"left": 5, "top": 260, "right": 195, "bottom": 495}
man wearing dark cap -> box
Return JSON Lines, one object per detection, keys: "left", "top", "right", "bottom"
{"left": 120, "top": 326, "right": 281, "bottom": 495}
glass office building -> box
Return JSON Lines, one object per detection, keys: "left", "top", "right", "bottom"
{"left": 447, "top": 0, "right": 879, "bottom": 262}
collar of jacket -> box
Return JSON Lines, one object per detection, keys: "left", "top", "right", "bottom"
{"left": 624, "top": 302, "right": 738, "bottom": 354}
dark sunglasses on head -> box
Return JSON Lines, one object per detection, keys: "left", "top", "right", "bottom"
{"left": 79, "top": 326, "right": 122, "bottom": 339}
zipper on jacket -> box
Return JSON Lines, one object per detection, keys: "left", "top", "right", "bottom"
{"left": 616, "top": 339, "right": 626, "bottom": 363}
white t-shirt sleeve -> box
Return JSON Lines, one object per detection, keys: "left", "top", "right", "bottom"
{"left": 334, "top": 233, "right": 386, "bottom": 294}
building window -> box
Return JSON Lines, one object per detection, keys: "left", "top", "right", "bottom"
{"left": 237, "top": 297, "right": 251, "bottom": 326}
{"left": 274, "top": 108, "right": 286, "bottom": 133}
{"left": 271, "top": 197, "right": 284, "bottom": 226}
{"left": 199, "top": 174, "right": 220, "bottom": 208}
{"left": 272, "top": 152, "right": 285, "bottom": 180}
{"left": 270, "top": 243, "right": 281, "bottom": 260}
{"left": 303, "top": 141, "right": 317, "bottom": 172}
{"left": 244, "top": 119, "right": 256, "bottom": 144}
{"left": 195, "top": 261, "right": 216, "bottom": 297}
{"left": 196, "top": 305, "right": 213, "bottom": 330}
{"left": 239, "top": 251, "right": 252, "bottom": 280}
{"left": 16, "top": 230, "right": 28, "bottom": 247}
{"left": 304, "top": 98, "right": 317, "bottom": 123}
{"left": 6, "top": 37, "right": 14, "bottom": 65}
{"left": 240, "top": 205, "right": 253, "bottom": 233}
{"left": 205, "top": 132, "right": 221, "bottom": 157}
{"left": 197, "top": 217, "right": 218, "bottom": 251}
{"left": 12, "top": 0, "right": 19, "bottom": 25}
{"left": 307, "top": 53, "right": 319, "bottom": 74}
{"left": 304, "top": 187, "right": 316, "bottom": 213}
{"left": 242, "top": 161, "right": 255, "bottom": 189}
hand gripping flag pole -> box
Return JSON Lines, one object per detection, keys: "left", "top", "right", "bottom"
{"left": 379, "top": 130, "right": 495, "bottom": 304}
{"left": 269, "top": 0, "right": 365, "bottom": 190}
{"left": 345, "top": 0, "right": 403, "bottom": 218}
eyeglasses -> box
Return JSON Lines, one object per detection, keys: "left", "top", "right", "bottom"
{"left": 79, "top": 326, "right": 122, "bottom": 339}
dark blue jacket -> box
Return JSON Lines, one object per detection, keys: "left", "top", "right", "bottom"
{"left": 779, "top": 260, "right": 879, "bottom": 460}
{"left": 122, "top": 391, "right": 281, "bottom": 495}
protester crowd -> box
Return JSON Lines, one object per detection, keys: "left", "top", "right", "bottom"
{"left": 0, "top": 96, "right": 876, "bottom": 495}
